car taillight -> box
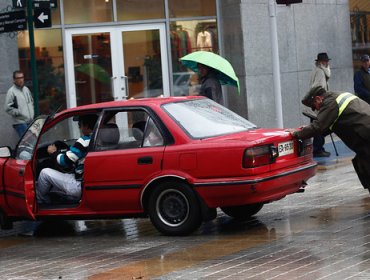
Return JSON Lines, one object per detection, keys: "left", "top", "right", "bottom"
{"left": 243, "top": 145, "right": 277, "bottom": 168}
{"left": 298, "top": 139, "right": 313, "bottom": 156}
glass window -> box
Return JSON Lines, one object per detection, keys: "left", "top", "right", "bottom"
{"left": 163, "top": 99, "right": 256, "bottom": 139}
{"left": 95, "top": 110, "right": 163, "bottom": 151}
{"left": 16, "top": 117, "right": 47, "bottom": 160}
{"left": 170, "top": 19, "right": 218, "bottom": 96}
{"left": 116, "top": 0, "right": 165, "bottom": 21}
{"left": 63, "top": 0, "right": 113, "bottom": 24}
{"left": 18, "top": 29, "right": 66, "bottom": 115}
{"left": 143, "top": 118, "right": 164, "bottom": 147}
{"left": 168, "top": 0, "right": 216, "bottom": 18}
{"left": 72, "top": 33, "right": 114, "bottom": 106}
{"left": 122, "top": 29, "right": 164, "bottom": 99}
{"left": 39, "top": 116, "right": 81, "bottom": 147}
{"left": 349, "top": 1, "right": 370, "bottom": 69}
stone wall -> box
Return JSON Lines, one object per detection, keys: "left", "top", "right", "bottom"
{"left": 221, "top": 0, "right": 353, "bottom": 128}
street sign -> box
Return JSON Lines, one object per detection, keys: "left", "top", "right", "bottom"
{"left": 0, "top": 10, "right": 27, "bottom": 34}
{"left": 12, "top": 0, "right": 26, "bottom": 9}
{"left": 33, "top": 8, "right": 51, "bottom": 28}
{"left": 33, "top": 0, "right": 58, "bottom": 9}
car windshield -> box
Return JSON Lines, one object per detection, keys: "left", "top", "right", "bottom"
{"left": 162, "top": 98, "right": 257, "bottom": 139}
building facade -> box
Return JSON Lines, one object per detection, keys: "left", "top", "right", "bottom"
{"left": 0, "top": 0, "right": 359, "bottom": 147}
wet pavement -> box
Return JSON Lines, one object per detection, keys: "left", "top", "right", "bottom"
{"left": 0, "top": 140, "right": 369, "bottom": 280}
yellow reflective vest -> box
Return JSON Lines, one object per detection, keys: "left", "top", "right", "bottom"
{"left": 329, "top": 92, "right": 358, "bottom": 130}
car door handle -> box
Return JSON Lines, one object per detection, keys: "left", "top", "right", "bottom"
{"left": 19, "top": 168, "right": 25, "bottom": 176}
{"left": 138, "top": 156, "right": 153, "bottom": 165}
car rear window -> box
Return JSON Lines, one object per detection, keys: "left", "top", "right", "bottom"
{"left": 162, "top": 98, "right": 257, "bottom": 139}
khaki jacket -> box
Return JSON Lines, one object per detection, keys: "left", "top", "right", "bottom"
{"left": 4, "top": 85, "right": 34, "bottom": 124}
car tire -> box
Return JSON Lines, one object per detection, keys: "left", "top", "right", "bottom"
{"left": 221, "top": 203, "right": 264, "bottom": 219}
{"left": 148, "top": 180, "right": 202, "bottom": 236}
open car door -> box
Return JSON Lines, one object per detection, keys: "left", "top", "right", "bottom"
{"left": 3, "top": 117, "right": 47, "bottom": 219}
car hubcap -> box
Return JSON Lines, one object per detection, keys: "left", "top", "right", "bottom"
{"left": 156, "top": 189, "right": 189, "bottom": 227}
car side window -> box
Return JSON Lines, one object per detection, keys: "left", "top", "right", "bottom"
{"left": 38, "top": 116, "right": 80, "bottom": 147}
{"left": 143, "top": 118, "right": 164, "bottom": 147}
{"left": 15, "top": 117, "right": 47, "bottom": 160}
{"left": 95, "top": 110, "right": 163, "bottom": 151}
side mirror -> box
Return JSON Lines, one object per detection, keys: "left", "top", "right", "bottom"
{"left": 0, "top": 147, "right": 11, "bottom": 158}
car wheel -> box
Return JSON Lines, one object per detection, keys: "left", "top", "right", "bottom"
{"left": 221, "top": 203, "right": 264, "bottom": 219}
{"left": 148, "top": 180, "right": 202, "bottom": 236}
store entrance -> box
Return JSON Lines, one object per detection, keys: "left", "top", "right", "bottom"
{"left": 64, "top": 24, "right": 169, "bottom": 107}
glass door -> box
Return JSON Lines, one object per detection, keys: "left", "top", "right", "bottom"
{"left": 64, "top": 24, "right": 169, "bottom": 108}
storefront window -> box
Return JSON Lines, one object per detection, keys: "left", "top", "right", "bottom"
{"left": 63, "top": 0, "right": 113, "bottom": 24}
{"left": 116, "top": 0, "right": 165, "bottom": 21}
{"left": 72, "top": 33, "right": 114, "bottom": 106}
{"left": 18, "top": 29, "right": 66, "bottom": 114}
{"left": 168, "top": 0, "right": 216, "bottom": 18}
{"left": 349, "top": 1, "right": 370, "bottom": 69}
{"left": 170, "top": 19, "right": 218, "bottom": 96}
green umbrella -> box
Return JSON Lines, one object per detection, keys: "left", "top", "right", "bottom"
{"left": 180, "top": 51, "right": 240, "bottom": 93}
{"left": 75, "top": 63, "right": 111, "bottom": 84}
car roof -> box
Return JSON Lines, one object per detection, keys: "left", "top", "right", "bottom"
{"left": 57, "top": 96, "right": 204, "bottom": 115}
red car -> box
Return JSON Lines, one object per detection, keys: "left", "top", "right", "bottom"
{"left": 0, "top": 96, "right": 316, "bottom": 235}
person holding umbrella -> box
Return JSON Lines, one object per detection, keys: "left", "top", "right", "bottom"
{"left": 180, "top": 51, "right": 240, "bottom": 104}
{"left": 198, "top": 63, "right": 223, "bottom": 104}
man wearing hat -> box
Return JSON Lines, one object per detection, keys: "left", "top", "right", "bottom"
{"left": 308, "top": 52, "right": 332, "bottom": 157}
{"left": 354, "top": 54, "right": 370, "bottom": 104}
{"left": 288, "top": 86, "right": 370, "bottom": 195}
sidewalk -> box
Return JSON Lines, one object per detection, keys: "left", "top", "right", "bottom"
{"left": 314, "top": 135, "right": 355, "bottom": 168}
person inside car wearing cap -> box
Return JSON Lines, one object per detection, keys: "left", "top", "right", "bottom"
{"left": 354, "top": 54, "right": 370, "bottom": 105}
{"left": 287, "top": 86, "right": 370, "bottom": 195}
{"left": 308, "top": 52, "right": 332, "bottom": 157}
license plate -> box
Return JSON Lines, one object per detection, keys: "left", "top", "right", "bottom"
{"left": 278, "top": 140, "right": 294, "bottom": 156}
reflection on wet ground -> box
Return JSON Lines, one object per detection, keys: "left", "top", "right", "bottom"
{"left": 0, "top": 162, "right": 369, "bottom": 279}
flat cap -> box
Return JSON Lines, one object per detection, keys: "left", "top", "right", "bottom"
{"left": 302, "top": 86, "right": 326, "bottom": 108}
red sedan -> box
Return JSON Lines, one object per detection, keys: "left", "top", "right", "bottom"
{"left": 0, "top": 96, "right": 316, "bottom": 235}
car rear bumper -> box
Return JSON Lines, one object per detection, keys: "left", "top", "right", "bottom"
{"left": 193, "top": 161, "right": 317, "bottom": 208}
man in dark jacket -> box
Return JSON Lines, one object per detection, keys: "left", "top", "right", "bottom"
{"left": 288, "top": 86, "right": 370, "bottom": 194}
{"left": 197, "top": 63, "right": 223, "bottom": 105}
{"left": 354, "top": 54, "right": 370, "bottom": 104}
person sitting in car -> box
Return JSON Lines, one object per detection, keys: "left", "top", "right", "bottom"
{"left": 36, "top": 114, "right": 98, "bottom": 204}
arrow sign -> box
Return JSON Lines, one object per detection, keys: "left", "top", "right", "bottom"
{"left": 33, "top": 8, "right": 51, "bottom": 28}
{"left": 38, "top": 12, "right": 48, "bottom": 23}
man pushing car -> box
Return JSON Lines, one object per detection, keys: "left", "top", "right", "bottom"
{"left": 287, "top": 86, "right": 370, "bottom": 194}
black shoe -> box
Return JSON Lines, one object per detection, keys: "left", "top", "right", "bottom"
{"left": 313, "top": 150, "right": 331, "bottom": 157}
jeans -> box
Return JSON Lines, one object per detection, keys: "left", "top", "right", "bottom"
{"left": 37, "top": 168, "right": 81, "bottom": 204}
{"left": 13, "top": 123, "right": 29, "bottom": 138}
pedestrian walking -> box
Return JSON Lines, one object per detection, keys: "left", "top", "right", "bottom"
{"left": 197, "top": 63, "right": 223, "bottom": 105}
{"left": 308, "top": 52, "right": 332, "bottom": 157}
{"left": 4, "top": 70, "right": 34, "bottom": 137}
{"left": 288, "top": 86, "right": 370, "bottom": 194}
{"left": 353, "top": 54, "right": 370, "bottom": 104}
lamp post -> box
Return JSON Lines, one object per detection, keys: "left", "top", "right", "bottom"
{"left": 26, "top": 0, "right": 39, "bottom": 116}
{"left": 268, "top": 0, "right": 283, "bottom": 128}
